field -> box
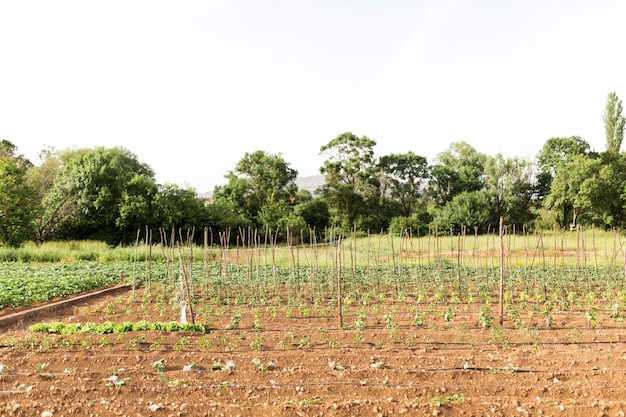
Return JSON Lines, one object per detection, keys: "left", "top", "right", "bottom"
{"left": 2, "top": 230, "right": 626, "bottom": 416}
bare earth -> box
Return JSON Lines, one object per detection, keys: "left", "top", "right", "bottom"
{"left": 1, "top": 286, "right": 625, "bottom": 417}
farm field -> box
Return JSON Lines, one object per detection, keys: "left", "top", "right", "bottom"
{"left": 2, "top": 282, "right": 626, "bottom": 417}
{"left": 3, "top": 231, "right": 626, "bottom": 416}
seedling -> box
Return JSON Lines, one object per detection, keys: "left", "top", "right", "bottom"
{"left": 151, "top": 359, "right": 166, "bottom": 373}
{"left": 252, "top": 358, "right": 276, "bottom": 372}
{"left": 159, "top": 376, "right": 189, "bottom": 387}
{"left": 34, "top": 362, "right": 49, "bottom": 372}
{"left": 183, "top": 363, "right": 199, "bottom": 372}
{"left": 370, "top": 361, "right": 385, "bottom": 369}
{"left": 328, "top": 361, "right": 345, "bottom": 371}
{"left": 104, "top": 375, "right": 129, "bottom": 387}
{"left": 430, "top": 392, "right": 465, "bottom": 407}
{"left": 210, "top": 360, "right": 235, "bottom": 371}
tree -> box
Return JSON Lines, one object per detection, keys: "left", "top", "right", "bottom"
{"left": 51, "top": 146, "right": 156, "bottom": 244}
{"left": 431, "top": 191, "right": 493, "bottom": 234}
{"left": 483, "top": 154, "right": 537, "bottom": 228}
{"left": 536, "top": 136, "right": 590, "bottom": 203}
{"left": 543, "top": 154, "right": 602, "bottom": 228}
{"left": 428, "top": 142, "right": 486, "bottom": 206}
{"left": 153, "top": 183, "right": 206, "bottom": 232}
{"left": 603, "top": 91, "right": 625, "bottom": 153}
{"left": 378, "top": 152, "right": 429, "bottom": 217}
{"left": 0, "top": 139, "right": 32, "bottom": 169}
{"left": 0, "top": 157, "right": 36, "bottom": 246}
{"left": 26, "top": 147, "right": 75, "bottom": 245}
{"left": 319, "top": 132, "right": 379, "bottom": 230}
{"left": 212, "top": 150, "right": 298, "bottom": 229}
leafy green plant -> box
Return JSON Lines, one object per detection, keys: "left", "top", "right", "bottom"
{"left": 252, "top": 358, "right": 276, "bottom": 371}
{"left": 151, "top": 359, "right": 166, "bottom": 373}
{"left": 478, "top": 305, "right": 493, "bottom": 328}
{"left": 210, "top": 360, "right": 235, "bottom": 371}
{"left": 183, "top": 363, "right": 199, "bottom": 372}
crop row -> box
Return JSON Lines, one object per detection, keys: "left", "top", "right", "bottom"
{"left": 29, "top": 320, "right": 209, "bottom": 334}
{"left": 0, "top": 262, "right": 124, "bottom": 309}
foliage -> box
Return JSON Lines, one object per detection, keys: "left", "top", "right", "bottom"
{"left": 212, "top": 150, "right": 298, "bottom": 229}
{"left": 431, "top": 191, "right": 492, "bottom": 233}
{"left": 0, "top": 157, "right": 36, "bottom": 247}
{"left": 378, "top": 152, "right": 429, "bottom": 217}
{"left": 29, "top": 320, "right": 210, "bottom": 334}
{"left": 428, "top": 142, "right": 486, "bottom": 206}
{"left": 49, "top": 146, "right": 157, "bottom": 244}
{"left": 319, "top": 132, "right": 379, "bottom": 229}
{"left": 603, "top": 91, "right": 625, "bottom": 153}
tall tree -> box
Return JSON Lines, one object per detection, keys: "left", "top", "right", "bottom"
{"left": 603, "top": 91, "right": 625, "bottom": 153}
{"left": 51, "top": 146, "right": 156, "bottom": 244}
{"left": 212, "top": 150, "right": 299, "bottom": 229}
{"left": 543, "top": 154, "right": 601, "bottom": 228}
{"left": 0, "top": 157, "right": 36, "bottom": 246}
{"left": 378, "top": 152, "right": 429, "bottom": 217}
{"left": 483, "top": 154, "right": 537, "bottom": 228}
{"left": 319, "top": 132, "right": 379, "bottom": 230}
{"left": 428, "top": 141, "right": 486, "bottom": 206}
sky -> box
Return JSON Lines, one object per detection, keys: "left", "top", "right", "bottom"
{"left": 2, "top": 0, "right": 626, "bottom": 193}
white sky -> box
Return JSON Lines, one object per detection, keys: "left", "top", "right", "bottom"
{"left": 2, "top": 0, "right": 625, "bottom": 192}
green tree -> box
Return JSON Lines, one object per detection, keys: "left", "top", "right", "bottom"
{"left": 378, "top": 152, "right": 429, "bottom": 217}
{"left": 26, "top": 147, "right": 74, "bottom": 244}
{"left": 536, "top": 136, "right": 590, "bottom": 204}
{"left": 51, "top": 146, "right": 156, "bottom": 244}
{"left": 431, "top": 191, "right": 493, "bottom": 234}
{"left": 319, "top": 132, "right": 379, "bottom": 230}
{"left": 603, "top": 91, "right": 625, "bottom": 153}
{"left": 0, "top": 157, "right": 36, "bottom": 246}
{"left": 294, "top": 198, "right": 330, "bottom": 238}
{"left": 483, "top": 154, "right": 537, "bottom": 228}
{"left": 153, "top": 183, "right": 205, "bottom": 232}
{"left": 428, "top": 142, "right": 486, "bottom": 206}
{"left": 212, "top": 150, "right": 298, "bottom": 229}
{"left": 543, "top": 154, "right": 602, "bottom": 228}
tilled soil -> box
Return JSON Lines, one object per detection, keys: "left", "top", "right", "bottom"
{"left": 1, "top": 287, "right": 626, "bottom": 417}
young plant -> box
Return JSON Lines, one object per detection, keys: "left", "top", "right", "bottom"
{"left": 151, "top": 359, "right": 166, "bottom": 373}
{"left": 252, "top": 358, "right": 276, "bottom": 371}
{"left": 104, "top": 375, "right": 129, "bottom": 388}
{"left": 478, "top": 306, "right": 493, "bottom": 328}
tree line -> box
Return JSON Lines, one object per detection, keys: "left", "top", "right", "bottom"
{"left": 1, "top": 91, "right": 625, "bottom": 247}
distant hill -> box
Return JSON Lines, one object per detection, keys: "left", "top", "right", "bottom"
{"left": 197, "top": 175, "right": 325, "bottom": 200}
{"left": 295, "top": 175, "right": 325, "bottom": 197}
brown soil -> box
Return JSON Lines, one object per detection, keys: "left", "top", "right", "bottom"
{"left": 1, "top": 287, "right": 626, "bottom": 417}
